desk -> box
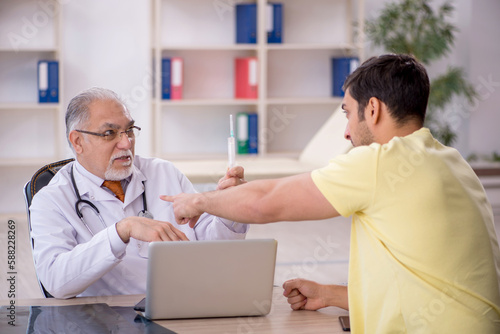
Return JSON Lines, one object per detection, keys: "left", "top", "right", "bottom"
{"left": 1, "top": 287, "right": 349, "bottom": 333}
{"left": 173, "top": 157, "right": 319, "bottom": 183}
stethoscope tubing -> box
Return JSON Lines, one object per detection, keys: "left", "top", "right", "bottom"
{"left": 70, "top": 165, "right": 152, "bottom": 235}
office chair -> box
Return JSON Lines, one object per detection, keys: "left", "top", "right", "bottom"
{"left": 23, "top": 158, "right": 75, "bottom": 298}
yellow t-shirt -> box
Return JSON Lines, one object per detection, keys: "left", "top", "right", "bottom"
{"left": 312, "top": 128, "right": 500, "bottom": 333}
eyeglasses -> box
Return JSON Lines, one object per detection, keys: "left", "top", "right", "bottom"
{"left": 75, "top": 126, "right": 141, "bottom": 142}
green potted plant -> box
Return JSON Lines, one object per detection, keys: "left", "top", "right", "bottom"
{"left": 364, "top": 0, "right": 477, "bottom": 146}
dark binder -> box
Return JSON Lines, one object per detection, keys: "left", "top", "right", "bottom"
{"left": 236, "top": 4, "right": 257, "bottom": 44}
{"left": 161, "top": 58, "right": 171, "bottom": 100}
{"left": 332, "top": 57, "right": 359, "bottom": 97}
{"left": 248, "top": 112, "right": 258, "bottom": 154}
{"left": 38, "top": 60, "right": 59, "bottom": 103}
{"left": 267, "top": 3, "right": 282, "bottom": 44}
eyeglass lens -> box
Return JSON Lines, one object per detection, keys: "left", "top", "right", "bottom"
{"left": 112, "top": 127, "right": 140, "bottom": 141}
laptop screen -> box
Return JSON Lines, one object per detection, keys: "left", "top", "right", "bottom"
{"left": 141, "top": 239, "right": 277, "bottom": 320}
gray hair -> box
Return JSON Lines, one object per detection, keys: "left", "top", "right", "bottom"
{"left": 65, "top": 87, "right": 128, "bottom": 148}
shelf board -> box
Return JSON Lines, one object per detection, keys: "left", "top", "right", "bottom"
{"left": 169, "top": 153, "right": 313, "bottom": 183}
{"left": 162, "top": 151, "right": 301, "bottom": 162}
{"left": 0, "top": 47, "right": 59, "bottom": 53}
{"left": 159, "top": 152, "right": 227, "bottom": 161}
{"left": 158, "top": 44, "right": 360, "bottom": 52}
{"left": 266, "top": 97, "right": 343, "bottom": 105}
{"left": 156, "top": 98, "right": 259, "bottom": 107}
{"left": 0, "top": 157, "right": 59, "bottom": 167}
{"left": 160, "top": 44, "right": 258, "bottom": 51}
{"left": 0, "top": 103, "right": 60, "bottom": 111}
{"left": 266, "top": 43, "right": 358, "bottom": 51}
{"left": 155, "top": 98, "right": 343, "bottom": 107}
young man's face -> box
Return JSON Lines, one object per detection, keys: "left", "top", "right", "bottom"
{"left": 73, "top": 99, "right": 136, "bottom": 180}
{"left": 342, "top": 89, "right": 374, "bottom": 147}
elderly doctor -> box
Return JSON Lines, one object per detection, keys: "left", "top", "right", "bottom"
{"left": 30, "top": 87, "right": 248, "bottom": 299}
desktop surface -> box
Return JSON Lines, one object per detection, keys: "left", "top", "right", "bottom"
{"left": 1, "top": 287, "right": 349, "bottom": 333}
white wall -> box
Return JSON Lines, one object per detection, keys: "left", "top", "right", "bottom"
{"left": 59, "top": 0, "right": 500, "bottom": 160}
{"left": 364, "top": 0, "right": 500, "bottom": 158}
{"left": 467, "top": 0, "right": 500, "bottom": 157}
{"left": 1, "top": 0, "right": 499, "bottom": 214}
{"left": 62, "top": 0, "right": 152, "bottom": 156}
{"left": 61, "top": 0, "right": 500, "bottom": 159}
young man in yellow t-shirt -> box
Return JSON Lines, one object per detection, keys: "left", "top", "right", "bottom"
{"left": 162, "top": 54, "right": 500, "bottom": 333}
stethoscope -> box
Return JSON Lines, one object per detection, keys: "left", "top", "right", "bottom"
{"left": 70, "top": 166, "right": 154, "bottom": 236}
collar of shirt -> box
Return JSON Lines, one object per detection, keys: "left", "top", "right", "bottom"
{"left": 72, "top": 159, "right": 136, "bottom": 201}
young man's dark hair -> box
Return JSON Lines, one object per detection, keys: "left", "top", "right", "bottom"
{"left": 343, "top": 54, "right": 430, "bottom": 126}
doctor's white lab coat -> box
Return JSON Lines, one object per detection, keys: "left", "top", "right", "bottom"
{"left": 30, "top": 156, "right": 247, "bottom": 298}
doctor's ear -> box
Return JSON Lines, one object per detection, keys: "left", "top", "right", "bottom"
{"left": 69, "top": 130, "right": 84, "bottom": 154}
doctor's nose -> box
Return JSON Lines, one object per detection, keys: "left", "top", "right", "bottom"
{"left": 116, "top": 131, "right": 133, "bottom": 150}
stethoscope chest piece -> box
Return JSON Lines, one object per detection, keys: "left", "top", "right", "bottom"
{"left": 138, "top": 210, "right": 154, "bottom": 219}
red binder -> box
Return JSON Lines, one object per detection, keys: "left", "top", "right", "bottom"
{"left": 235, "top": 57, "right": 258, "bottom": 99}
{"left": 171, "top": 57, "right": 183, "bottom": 100}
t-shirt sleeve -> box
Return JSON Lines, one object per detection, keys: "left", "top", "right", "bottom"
{"left": 311, "top": 145, "right": 377, "bottom": 217}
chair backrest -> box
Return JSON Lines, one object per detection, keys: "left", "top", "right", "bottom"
{"left": 23, "top": 158, "right": 74, "bottom": 298}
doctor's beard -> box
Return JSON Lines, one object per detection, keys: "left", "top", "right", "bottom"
{"left": 105, "top": 149, "right": 134, "bottom": 181}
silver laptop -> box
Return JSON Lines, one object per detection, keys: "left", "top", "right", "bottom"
{"left": 135, "top": 239, "right": 277, "bottom": 320}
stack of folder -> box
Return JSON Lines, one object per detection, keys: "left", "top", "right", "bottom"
{"left": 236, "top": 3, "right": 283, "bottom": 44}
{"left": 237, "top": 112, "right": 258, "bottom": 154}
{"left": 161, "top": 57, "right": 183, "bottom": 100}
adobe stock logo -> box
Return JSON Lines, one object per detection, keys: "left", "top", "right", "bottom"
{"left": 441, "top": 74, "right": 500, "bottom": 131}
{"left": 224, "top": 299, "right": 274, "bottom": 334}
{"left": 408, "top": 287, "right": 457, "bottom": 330}
{"left": 384, "top": 149, "right": 427, "bottom": 192}
{"left": 259, "top": 106, "right": 297, "bottom": 147}
{"left": 6, "top": 0, "right": 70, "bottom": 52}
{"left": 278, "top": 234, "right": 341, "bottom": 282}
{"left": 212, "top": 0, "right": 245, "bottom": 21}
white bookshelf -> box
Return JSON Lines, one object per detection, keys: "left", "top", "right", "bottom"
{"left": 151, "top": 0, "right": 364, "bottom": 160}
{"left": 0, "top": 0, "right": 64, "bottom": 166}
{"left": 0, "top": 0, "right": 64, "bottom": 214}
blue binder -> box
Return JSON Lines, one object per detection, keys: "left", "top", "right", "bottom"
{"left": 38, "top": 60, "right": 59, "bottom": 103}
{"left": 38, "top": 61, "right": 49, "bottom": 103}
{"left": 161, "top": 58, "right": 171, "bottom": 100}
{"left": 267, "top": 3, "right": 282, "bottom": 44}
{"left": 248, "top": 112, "right": 258, "bottom": 154}
{"left": 332, "top": 57, "right": 359, "bottom": 97}
{"left": 236, "top": 4, "right": 257, "bottom": 44}
{"left": 47, "top": 61, "right": 59, "bottom": 103}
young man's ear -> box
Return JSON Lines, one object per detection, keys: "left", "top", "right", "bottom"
{"left": 69, "top": 131, "right": 84, "bottom": 154}
{"left": 365, "top": 97, "right": 382, "bottom": 125}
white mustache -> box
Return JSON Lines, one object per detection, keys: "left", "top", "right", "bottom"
{"left": 110, "top": 150, "right": 133, "bottom": 166}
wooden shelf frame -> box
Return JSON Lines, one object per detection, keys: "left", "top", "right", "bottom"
{"left": 151, "top": 0, "right": 364, "bottom": 160}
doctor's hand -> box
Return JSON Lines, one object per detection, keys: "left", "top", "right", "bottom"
{"left": 160, "top": 193, "right": 203, "bottom": 228}
{"left": 217, "top": 166, "right": 247, "bottom": 190}
{"left": 116, "top": 216, "right": 189, "bottom": 243}
{"left": 283, "top": 278, "right": 349, "bottom": 311}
